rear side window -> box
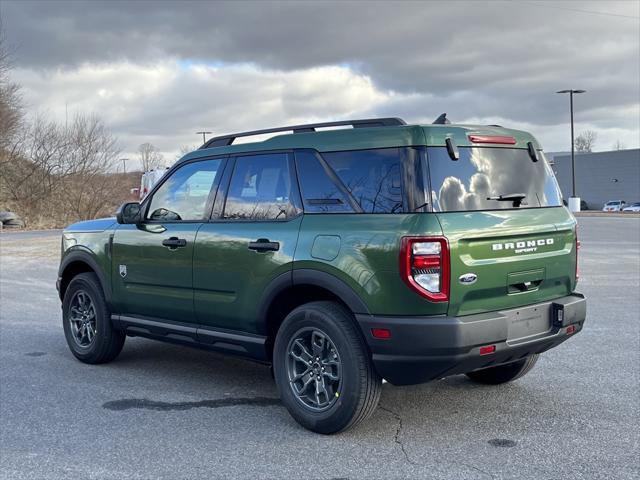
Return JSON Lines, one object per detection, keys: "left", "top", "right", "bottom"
{"left": 322, "top": 148, "right": 404, "bottom": 213}
{"left": 427, "top": 147, "right": 563, "bottom": 212}
{"left": 223, "top": 153, "right": 297, "bottom": 221}
{"left": 295, "top": 151, "right": 354, "bottom": 213}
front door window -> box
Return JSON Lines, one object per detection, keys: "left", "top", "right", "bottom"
{"left": 147, "top": 159, "right": 223, "bottom": 221}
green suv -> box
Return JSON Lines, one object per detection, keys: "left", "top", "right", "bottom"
{"left": 57, "top": 117, "right": 586, "bottom": 434}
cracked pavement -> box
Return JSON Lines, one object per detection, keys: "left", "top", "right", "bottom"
{"left": 1, "top": 217, "right": 639, "bottom": 479}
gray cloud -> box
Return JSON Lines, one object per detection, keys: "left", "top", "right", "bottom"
{"left": 2, "top": 0, "right": 639, "bottom": 162}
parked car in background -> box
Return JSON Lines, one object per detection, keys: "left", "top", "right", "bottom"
{"left": 0, "top": 211, "right": 25, "bottom": 229}
{"left": 622, "top": 202, "right": 640, "bottom": 212}
{"left": 603, "top": 200, "right": 626, "bottom": 212}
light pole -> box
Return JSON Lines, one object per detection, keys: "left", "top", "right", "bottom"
{"left": 196, "top": 131, "right": 212, "bottom": 144}
{"left": 556, "top": 89, "right": 586, "bottom": 211}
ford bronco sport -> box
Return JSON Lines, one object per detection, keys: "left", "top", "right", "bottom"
{"left": 57, "top": 116, "right": 586, "bottom": 434}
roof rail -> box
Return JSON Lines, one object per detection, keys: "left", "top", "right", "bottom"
{"left": 199, "top": 117, "right": 407, "bottom": 149}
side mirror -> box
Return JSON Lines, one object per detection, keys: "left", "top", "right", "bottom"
{"left": 116, "top": 202, "right": 142, "bottom": 224}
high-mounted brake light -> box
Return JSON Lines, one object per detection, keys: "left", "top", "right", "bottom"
{"left": 468, "top": 135, "right": 517, "bottom": 145}
{"left": 400, "top": 237, "right": 450, "bottom": 302}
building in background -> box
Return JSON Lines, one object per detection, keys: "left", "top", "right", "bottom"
{"left": 550, "top": 149, "right": 640, "bottom": 209}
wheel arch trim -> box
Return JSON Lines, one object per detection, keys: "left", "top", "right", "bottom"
{"left": 256, "top": 269, "right": 371, "bottom": 332}
{"left": 58, "top": 250, "right": 112, "bottom": 305}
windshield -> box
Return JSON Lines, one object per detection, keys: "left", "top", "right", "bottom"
{"left": 606, "top": 201, "right": 621, "bottom": 206}
{"left": 426, "top": 147, "right": 563, "bottom": 212}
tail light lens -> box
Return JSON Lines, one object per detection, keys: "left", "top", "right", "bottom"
{"left": 400, "top": 237, "right": 450, "bottom": 302}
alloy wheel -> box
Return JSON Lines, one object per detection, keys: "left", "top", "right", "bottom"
{"left": 286, "top": 327, "right": 342, "bottom": 411}
{"left": 68, "top": 290, "right": 97, "bottom": 348}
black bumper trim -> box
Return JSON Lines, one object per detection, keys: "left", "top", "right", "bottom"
{"left": 356, "top": 293, "right": 586, "bottom": 385}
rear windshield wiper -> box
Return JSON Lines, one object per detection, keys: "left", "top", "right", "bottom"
{"left": 487, "top": 193, "right": 527, "bottom": 207}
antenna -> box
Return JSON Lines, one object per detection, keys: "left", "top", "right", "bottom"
{"left": 432, "top": 113, "right": 450, "bottom": 125}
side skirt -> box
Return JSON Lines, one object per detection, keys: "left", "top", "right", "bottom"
{"left": 112, "top": 314, "right": 269, "bottom": 362}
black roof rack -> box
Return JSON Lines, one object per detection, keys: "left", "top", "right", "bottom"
{"left": 199, "top": 117, "right": 407, "bottom": 149}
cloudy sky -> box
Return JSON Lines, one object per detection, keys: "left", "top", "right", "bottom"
{"left": 3, "top": 0, "right": 639, "bottom": 169}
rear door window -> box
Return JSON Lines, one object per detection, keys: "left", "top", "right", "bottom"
{"left": 322, "top": 148, "right": 405, "bottom": 213}
{"left": 223, "top": 153, "right": 299, "bottom": 221}
{"left": 427, "top": 147, "right": 563, "bottom": 212}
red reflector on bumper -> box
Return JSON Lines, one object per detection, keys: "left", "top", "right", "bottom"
{"left": 479, "top": 345, "right": 496, "bottom": 355}
{"left": 371, "top": 328, "right": 392, "bottom": 339}
{"left": 566, "top": 325, "right": 576, "bottom": 335}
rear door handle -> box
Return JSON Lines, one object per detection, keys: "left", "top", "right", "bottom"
{"left": 162, "top": 237, "right": 187, "bottom": 249}
{"left": 248, "top": 238, "right": 280, "bottom": 252}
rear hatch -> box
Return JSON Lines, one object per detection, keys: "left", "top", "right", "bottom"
{"left": 426, "top": 144, "right": 577, "bottom": 317}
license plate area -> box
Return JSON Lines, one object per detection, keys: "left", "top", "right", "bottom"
{"left": 506, "top": 304, "right": 552, "bottom": 343}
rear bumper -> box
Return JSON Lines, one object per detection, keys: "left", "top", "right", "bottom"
{"left": 356, "top": 293, "right": 586, "bottom": 385}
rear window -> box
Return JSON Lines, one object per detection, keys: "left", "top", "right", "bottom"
{"left": 427, "top": 147, "right": 563, "bottom": 212}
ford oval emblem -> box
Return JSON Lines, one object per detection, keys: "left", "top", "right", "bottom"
{"left": 459, "top": 273, "right": 477, "bottom": 285}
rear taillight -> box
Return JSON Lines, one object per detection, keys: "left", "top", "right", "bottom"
{"left": 400, "top": 237, "right": 450, "bottom": 302}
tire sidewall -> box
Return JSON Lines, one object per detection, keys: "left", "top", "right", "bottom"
{"left": 273, "top": 303, "right": 366, "bottom": 433}
{"left": 62, "top": 273, "right": 110, "bottom": 361}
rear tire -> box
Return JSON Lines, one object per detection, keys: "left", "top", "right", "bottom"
{"left": 273, "top": 301, "right": 382, "bottom": 434}
{"left": 466, "top": 354, "right": 539, "bottom": 384}
{"left": 62, "top": 272, "right": 125, "bottom": 364}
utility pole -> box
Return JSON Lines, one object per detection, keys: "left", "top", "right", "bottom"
{"left": 556, "top": 89, "right": 586, "bottom": 211}
{"left": 196, "top": 131, "right": 213, "bottom": 144}
{"left": 120, "top": 158, "right": 128, "bottom": 174}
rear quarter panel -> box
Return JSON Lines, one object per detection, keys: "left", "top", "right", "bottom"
{"left": 294, "top": 214, "right": 448, "bottom": 316}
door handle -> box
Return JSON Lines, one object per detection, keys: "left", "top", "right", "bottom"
{"left": 248, "top": 238, "right": 280, "bottom": 252}
{"left": 162, "top": 237, "right": 187, "bottom": 249}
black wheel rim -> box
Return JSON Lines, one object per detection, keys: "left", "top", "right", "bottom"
{"left": 286, "top": 327, "right": 342, "bottom": 412}
{"left": 68, "top": 290, "right": 97, "bottom": 348}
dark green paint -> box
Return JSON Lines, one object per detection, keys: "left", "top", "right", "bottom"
{"left": 193, "top": 218, "right": 301, "bottom": 333}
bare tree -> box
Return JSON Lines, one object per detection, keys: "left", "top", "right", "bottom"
{"left": 612, "top": 140, "right": 626, "bottom": 151}
{"left": 574, "top": 130, "right": 597, "bottom": 153}
{"left": 176, "top": 144, "right": 198, "bottom": 160}
{"left": 138, "top": 142, "right": 164, "bottom": 171}
{"left": 62, "top": 114, "right": 121, "bottom": 221}
{"left": 0, "top": 16, "right": 23, "bottom": 155}
{"left": 1, "top": 113, "right": 122, "bottom": 225}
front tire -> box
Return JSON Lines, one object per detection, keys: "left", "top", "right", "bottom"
{"left": 62, "top": 272, "right": 125, "bottom": 364}
{"left": 273, "top": 301, "right": 382, "bottom": 434}
{"left": 466, "top": 354, "right": 539, "bottom": 384}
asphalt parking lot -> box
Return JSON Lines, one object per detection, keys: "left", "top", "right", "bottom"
{"left": 1, "top": 217, "right": 638, "bottom": 480}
